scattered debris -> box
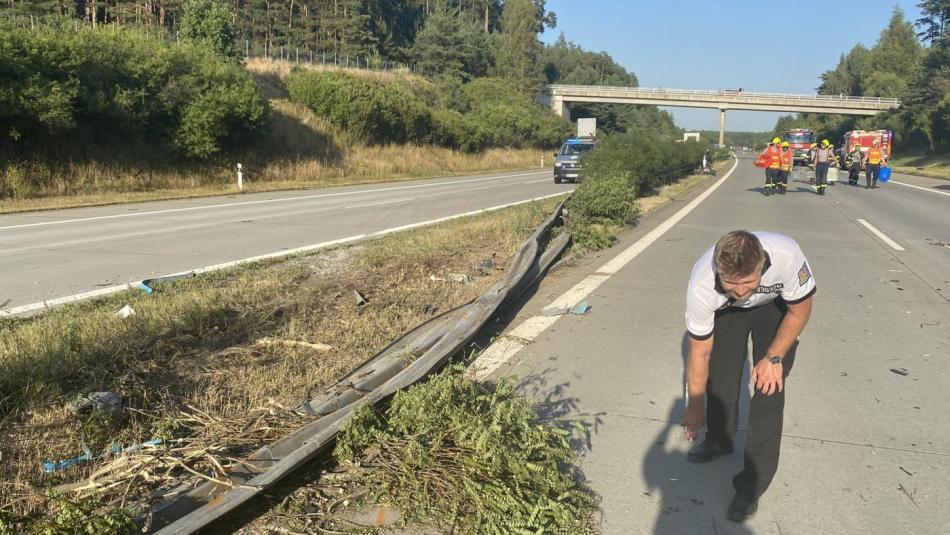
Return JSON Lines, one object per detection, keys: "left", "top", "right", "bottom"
{"left": 570, "top": 301, "right": 591, "bottom": 315}
{"left": 920, "top": 320, "right": 941, "bottom": 328}
{"left": 900, "top": 466, "right": 914, "bottom": 476}
{"left": 478, "top": 255, "right": 497, "bottom": 273}
{"left": 43, "top": 438, "right": 164, "bottom": 474}
{"left": 256, "top": 338, "right": 335, "bottom": 352}
{"left": 541, "top": 305, "right": 569, "bottom": 317}
{"left": 889, "top": 368, "right": 910, "bottom": 376}
{"left": 421, "top": 304, "right": 438, "bottom": 316}
{"left": 924, "top": 238, "right": 950, "bottom": 249}
{"left": 447, "top": 272, "right": 473, "bottom": 284}
{"left": 428, "top": 274, "right": 447, "bottom": 282}
{"left": 898, "top": 483, "right": 920, "bottom": 509}
{"left": 137, "top": 272, "right": 197, "bottom": 294}
{"left": 117, "top": 304, "right": 136, "bottom": 318}
{"left": 69, "top": 391, "right": 122, "bottom": 420}
{"left": 353, "top": 290, "right": 368, "bottom": 306}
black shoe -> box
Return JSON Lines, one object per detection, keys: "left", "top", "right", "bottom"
{"left": 687, "top": 440, "right": 733, "bottom": 463}
{"left": 726, "top": 494, "right": 758, "bottom": 523}
{"left": 865, "top": 185, "right": 871, "bottom": 189}
{"left": 763, "top": 188, "right": 770, "bottom": 196}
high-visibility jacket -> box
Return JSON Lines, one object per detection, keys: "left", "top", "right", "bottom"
{"left": 868, "top": 147, "right": 883, "bottom": 164}
{"left": 780, "top": 149, "right": 793, "bottom": 171}
{"left": 766, "top": 146, "right": 782, "bottom": 169}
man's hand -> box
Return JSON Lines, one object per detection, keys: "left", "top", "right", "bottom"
{"left": 681, "top": 403, "right": 705, "bottom": 442}
{"left": 751, "top": 357, "right": 784, "bottom": 396}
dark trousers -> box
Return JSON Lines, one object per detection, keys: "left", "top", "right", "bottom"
{"left": 815, "top": 162, "right": 829, "bottom": 186}
{"left": 867, "top": 163, "right": 881, "bottom": 186}
{"left": 705, "top": 300, "right": 797, "bottom": 500}
{"left": 765, "top": 168, "right": 780, "bottom": 189}
{"left": 778, "top": 170, "right": 789, "bottom": 186}
{"left": 849, "top": 164, "right": 860, "bottom": 184}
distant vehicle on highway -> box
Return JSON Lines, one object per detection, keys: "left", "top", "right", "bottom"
{"left": 554, "top": 137, "right": 597, "bottom": 183}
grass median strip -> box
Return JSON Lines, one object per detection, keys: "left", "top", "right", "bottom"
{"left": 0, "top": 196, "right": 564, "bottom": 527}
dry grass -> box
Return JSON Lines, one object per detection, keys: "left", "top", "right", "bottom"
{"left": 889, "top": 151, "right": 950, "bottom": 180}
{"left": 637, "top": 160, "right": 730, "bottom": 213}
{"left": 0, "top": 196, "right": 563, "bottom": 523}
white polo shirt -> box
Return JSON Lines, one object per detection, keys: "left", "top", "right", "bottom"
{"left": 686, "top": 231, "right": 816, "bottom": 340}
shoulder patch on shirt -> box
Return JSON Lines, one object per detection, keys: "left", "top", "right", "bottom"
{"left": 798, "top": 261, "right": 812, "bottom": 286}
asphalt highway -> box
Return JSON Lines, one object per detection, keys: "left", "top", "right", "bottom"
{"left": 0, "top": 169, "right": 571, "bottom": 312}
{"left": 481, "top": 154, "right": 949, "bottom": 534}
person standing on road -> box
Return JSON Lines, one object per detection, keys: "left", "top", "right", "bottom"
{"left": 813, "top": 140, "right": 833, "bottom": 195}
{"left": 760, "top": 138, "right": 783, "bottom": 196}
{"left": 865, "top": 139, "right": 887, "bottom": 189}
{"left": 681, "top": 230, "right": 816, "bottom": 523}
{"left": 847, "top": 143, "right": 864, "bottom": 186}
{"left": 778, "top": 141, "right": 793, "bottom": 195}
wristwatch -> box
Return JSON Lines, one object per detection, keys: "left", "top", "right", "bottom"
{"left": 769, "top": 355, "right": 783, "bottom": 364}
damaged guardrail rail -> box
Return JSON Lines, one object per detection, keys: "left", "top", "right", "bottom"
{"left": 140, "top": 200, "right": 570, "bottom": 534}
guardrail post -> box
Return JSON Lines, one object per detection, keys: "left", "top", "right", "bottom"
{"left": 237, "top": 163, "right": 243, "bottom": 192}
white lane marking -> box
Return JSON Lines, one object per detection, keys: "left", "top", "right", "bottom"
{"left": 0, "top": 191, "right": 570, "bottom": 317}
{"left": 345, "top": 197, "right": 415, "bottom": 209}
{"left": 469, "top": 157, "right": 740, "bottom": 381}
{"left": 856, "top": 218, "right": 906, "bottom": 251}
{"left": 524, "top": 178, "right": 553, "bottom": 184}
{"left": 890, "top": 180, "right": 950, "bottom": 197}
{"left": 0, "top": 171, "right": 548, "bottom": 231}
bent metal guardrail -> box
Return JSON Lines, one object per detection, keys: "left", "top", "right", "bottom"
{"left": 141, "top": 201, "right": 571, "bottom": 534}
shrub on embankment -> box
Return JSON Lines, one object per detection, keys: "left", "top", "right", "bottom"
{"left": 285, "top": 69, "right": 569, "bottom": 152}
{"left": 0, "top": 25, "right": 268, "bottom": 168}
{"left": 567, "top": 136, "right": 707, "bottom": 250}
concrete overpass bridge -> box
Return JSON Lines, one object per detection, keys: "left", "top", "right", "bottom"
{"left": 541, "top": 84, "right": 901, "bottom": 145}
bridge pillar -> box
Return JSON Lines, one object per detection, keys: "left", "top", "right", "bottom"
{"left": 551, "top": 95, "right": 570, "bottom": 122}
{"left": 718, "top": 108, "right": 726, "bottom": 147}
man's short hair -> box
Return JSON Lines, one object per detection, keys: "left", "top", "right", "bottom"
{"left": 714, "top": 230, "right": 765, "bottom": 279}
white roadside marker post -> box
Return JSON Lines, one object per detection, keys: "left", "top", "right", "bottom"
{"left": 237, "top": 163, "right": 243, "bottom": 192}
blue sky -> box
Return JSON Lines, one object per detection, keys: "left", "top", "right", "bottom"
{"left": 541, "top": 1, "right": 924, "bottom": 132}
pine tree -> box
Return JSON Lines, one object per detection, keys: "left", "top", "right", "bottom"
{"left": 495, "top": 0, "right": 542, "bottom": 94}
{"left": 410, "top": 3, "right": 465, "bottom": 78}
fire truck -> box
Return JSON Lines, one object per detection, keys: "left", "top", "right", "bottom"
{"left": 784, "top": 128, "right": 814, "bottom": 165}
{"left": 839, "top": 130, "right": 893, "bottom": 169}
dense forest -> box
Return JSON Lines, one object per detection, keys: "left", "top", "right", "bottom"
{"left": 774, "top": 4, "right": 949, "bottom": 152}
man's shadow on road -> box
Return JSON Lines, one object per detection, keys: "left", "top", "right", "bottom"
{"left": 641, "top": 333, "right": 754, "bottom": 535}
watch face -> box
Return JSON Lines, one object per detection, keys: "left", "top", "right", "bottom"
{"left": 769, "top": 356, "right": 782, "bottom": 364}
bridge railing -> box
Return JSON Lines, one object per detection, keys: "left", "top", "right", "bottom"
{"left": 546, "top": 84, "right": 900, "bottom": 106}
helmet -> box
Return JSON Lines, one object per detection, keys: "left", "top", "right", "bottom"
{"left": 781, "top": 141, "right": 790, "bottom": 148}
{"left": 771, "top": 137, "right": 781, "bottom": 144}
{"left": 810, "top": 143, "right": 817, "bottom": 148}
{"left": 821, "top": 139, "right": 829, "bottom": 146}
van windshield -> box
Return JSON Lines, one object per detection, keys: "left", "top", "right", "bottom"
{"left": 559, "top": 143, "right": 595, "bottom": 156}
{"left": 785, "top": 133, "right": 812, "bottom": 144}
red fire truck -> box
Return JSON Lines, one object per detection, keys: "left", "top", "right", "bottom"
{"left": 839, "top": 130, "right": 893, "bottom": 169}
{"left": 784, "top": 128, "right": 814, "bottom": 165}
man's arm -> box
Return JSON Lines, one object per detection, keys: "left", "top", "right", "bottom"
{"left": 682, "top": 335, "right": 714, "bottom": 440}
{"left": 752, "top": 296, "right": 814, "bottom": 395}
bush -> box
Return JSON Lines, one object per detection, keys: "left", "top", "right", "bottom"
{"left": 0, "top": 25, "right": 268, "bottom": 163}
{"left": 287, "top": 70, "right": 434, "bottom": 144}
{"left": 335, "top": 364, "right": 599, "bottom": 534}
{"left": 287, "top": 72, "right": 568, "bottom": 151}
{"left": 581, "top": 135, "right": 705, "bottom": 196}
{"left": 566, "top": 135, "right": 708, "bottom": 251}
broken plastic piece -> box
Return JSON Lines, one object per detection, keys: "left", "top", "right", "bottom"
{"left": 541, "top": 306, "right": 569, "bottom": 317}
{"left": 354, "top": 290, "right": 368, "bottom": 306}
{"left": 448, "top": 273, "right": 473, "bottom": 284}
{"left": 117, "top": 304, "right": 136, "bottom": 318}
{"left": 570, "top": 301, "right": 591, "bottom": 315}
{"left": 889, "top": 368, "right": 910, "bottom": 376}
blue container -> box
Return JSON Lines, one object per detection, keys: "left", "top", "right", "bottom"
{"left": 879, "top": 166, "right": 892, "bottom": 183}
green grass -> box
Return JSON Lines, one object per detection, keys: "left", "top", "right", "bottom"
{"left": 0, "top": 196, "right": 564, "bottom": 523}
{"left": 889, "top": 150, "right": 950, "bottom": 180}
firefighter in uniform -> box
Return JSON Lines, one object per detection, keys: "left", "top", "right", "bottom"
{"left": 682, "top": 230, "right": 816, "bottom": 523}
{"left": 847, "top": 143, "right": 863, "bottom": 186}
{"left": 807, "top": 143, "right": 818, "bottom": 184}
{"left": 865, "top": 139, "right": 886, "bottom": 189}
{"left": 813, "top": 140, "right": 833, "bottom": 195}
{"left": 778, "top": 141, "right": 793, "bottom": 195}
{"left": 761, "top": 138, "right": 782, "bottom": 196}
